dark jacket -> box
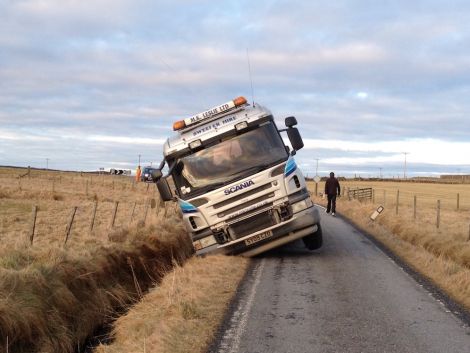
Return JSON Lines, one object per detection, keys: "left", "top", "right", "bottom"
{"left": 325, "top": 177, "right": 341, "bottom": 195}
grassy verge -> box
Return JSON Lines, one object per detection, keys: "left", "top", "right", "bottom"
{"left": 1, "top": 167, "right": 204, "bottom": 353}
{"left": 94, "top": 255, "right": 249, "bottom": 353}
{"left": 0, "top": 218, "right": 194, "bottom": 353}
{"left": 311, "top": 192, "right": 470, "bottom": 311}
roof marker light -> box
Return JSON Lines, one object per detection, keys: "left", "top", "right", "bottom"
{"left": 189, "top": 139, "right": 202, "bottom": 149}
{"left": 233, "top": 96, "right": 247, "bottom": 106}
{"left": 235, "top": 121, "right": 248, "bottom": 131}
{"left": 173, "top": 120, "right": 186, "bottom": 131}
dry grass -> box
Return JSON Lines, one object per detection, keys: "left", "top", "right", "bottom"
{"left": 309, "top": 180, "right": 470, "bottom": 310}
{"left": 0, "top": 167, "right": 197, "bottom": 353}
{"left": 0, "top": 220, "right": 194, "bottom": 353}
{"left": 311, "top": 179, "right": 470, "bottom": 211}
{"left": 0, "top": 167, "right": 167, "bottom": 250}
{"left": 94, "top": 255, "right": 249, "bottom": 353}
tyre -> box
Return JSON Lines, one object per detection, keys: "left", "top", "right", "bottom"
{"left": 302, "top": 223, "right": 323, "bottom": 250}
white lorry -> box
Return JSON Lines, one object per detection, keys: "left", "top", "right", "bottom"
{"left": 153, "top": 96, "right": 322, "bottom": 256}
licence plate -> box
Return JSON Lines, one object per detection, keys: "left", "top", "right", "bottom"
{"left": 245, "top": 230, "right": 273, "bottom": 246}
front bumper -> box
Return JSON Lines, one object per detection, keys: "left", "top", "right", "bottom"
{"left": 197, "top": 205, "right": 320, "bottom": 257}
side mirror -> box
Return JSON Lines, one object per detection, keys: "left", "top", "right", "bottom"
{"left": 285, "top": 116, "right": 298, "bottom": 128}
{"left": 151, "top": 169, "right": 163, "bottom": 182}
{"left": 156, "top": 178, "right": 173, "bottom": 201}
{"left": 287, "top": 127, "right": 304, "bottom": 151}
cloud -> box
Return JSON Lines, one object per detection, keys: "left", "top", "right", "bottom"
{"left": 301, "top": 138, "right": 470, "bottom": 165}
{"left": 87, "top": 135, "right": 166, "bottom": 145}
{"left": 1, "top": 0, "right": 470, "bottom": 174}
{"left": 356, "top": 92, "right": 368, "bottom": 99}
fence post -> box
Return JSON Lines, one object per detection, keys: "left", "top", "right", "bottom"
{"left": 109, "top": 201, "right": 119, "bottom": 229}
{"left": 436, "top": 200, "right": 441, "bottom": 229}
{"left": 86, "top": 180, "right": 89, "bottom": 196}
{"left": 129, "top": 201, "right": 137, "bottom": 225}
{"left": 64, "top": 206, "right": 78, "bottom": 245}
{"left": 395, "top": 190, "right": 399, "bottom": 215}
{"left": 143, "top": 200, "right": 149, "bottom": 225}
{"left": 372, "top": 189, "right": 375, "bottom": 204}
{"left": 457, "top": 193, "right": 460, "bottom": 211}
{"left": 314, "top": 183, "right": 318, "bottom": 196}
{"left": 413, "top": 195, "right": 417, "bottom": 220}
{"left": 89, "top": 201, "right": 98, "bottom": 232}
{"left": 52, "top": 179, "right": 55, "bottom": 193}
{"left": 30, "top": 205, "right": 38, "bottom": 245}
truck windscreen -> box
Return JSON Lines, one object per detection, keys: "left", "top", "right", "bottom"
{"left": 173, "top": 122, "right": 288, "bottom": 197}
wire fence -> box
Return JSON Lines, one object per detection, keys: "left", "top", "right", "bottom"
{"left": 0, "top": 169, "right": 179, "bottom": 249}
{"left": 308, "top": 181, "right": 470, "bottom": 240}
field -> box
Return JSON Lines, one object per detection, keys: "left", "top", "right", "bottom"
{"left": 309, "top": 180, "right": 470, "bottom": 310}
{"left": 2, "top": 167, "right": 470, "bottom": 352}
{"left": 0, "top": 167, "right": 164, "bottom": 249}
{"left": 0, "top": 167, "right": 248, "bottom": 353}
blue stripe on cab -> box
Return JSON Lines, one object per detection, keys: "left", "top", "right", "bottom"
{"left": 284, "top": 156, "right": 297, "bottom": 177}
{"left": 178, "top": 199, "right": 198, "bottom": 213}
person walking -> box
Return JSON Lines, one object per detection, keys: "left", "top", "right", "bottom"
{"left": 325, "top": 172, "right": 341, "bottom": 216}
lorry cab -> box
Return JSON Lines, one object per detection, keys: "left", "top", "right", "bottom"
{"left": 155, "top": 96, "right": 322, "bottom": 256}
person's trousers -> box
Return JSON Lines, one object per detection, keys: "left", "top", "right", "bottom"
{"left": 327, "top": 194, "right": 337, "bottom": 213}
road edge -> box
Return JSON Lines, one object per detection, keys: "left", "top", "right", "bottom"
{"left": 328, "top": 206, "right": 470, "bottom": 327}
{"left": 206, "top": 259, "right": 264, "bottom": 353}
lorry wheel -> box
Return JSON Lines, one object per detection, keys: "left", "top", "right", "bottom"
{"left": 302, "top": 224, "right": 323, "bottom": 250}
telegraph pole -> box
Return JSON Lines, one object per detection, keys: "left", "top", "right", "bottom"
{"left": 402, "top": 152, "right": 409, "bottom": 179}
{"left": 314, "top": 158, "right": 319, "bottom": 176}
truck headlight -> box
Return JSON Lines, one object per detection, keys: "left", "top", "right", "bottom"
{"left": 291, "top": 198, "right": 313, "bottom": 214}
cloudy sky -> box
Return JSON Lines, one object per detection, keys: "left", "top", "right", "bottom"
{"left": 1, "top": 0, "right": 469, "bottom": 177}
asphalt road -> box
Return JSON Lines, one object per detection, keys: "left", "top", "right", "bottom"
{"left": 209, "top": 207, "right": 470, "bottom": 353}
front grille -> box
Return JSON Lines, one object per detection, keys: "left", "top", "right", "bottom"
{"left": 213, "top": 183, "right": 273, "bottom": 209}
{"left": 228, "top": 209, "right": 278, "bottom": 239}
{"left": 218, "top": 196, "right": 274, "bottom": 218}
